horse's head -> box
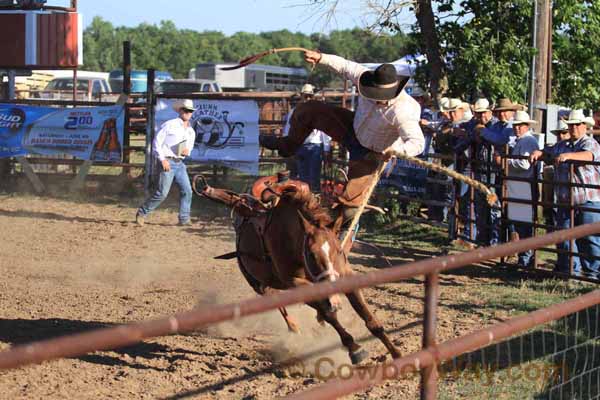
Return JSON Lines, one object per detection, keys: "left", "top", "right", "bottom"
{"left": 298, "top": 212, "right": 347, "bottom": 311}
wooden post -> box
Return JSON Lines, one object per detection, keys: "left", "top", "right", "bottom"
{"left": 546, "top": 1, "right": 553, "bottom": 104}
{"left": 16, "top": 157, "right": 45, "bottom": 194}
{"left": 144, "top": 69, "right": 156, "bottom": 197}
{"left": 123, "top": 41, "right": 131, "bottom": 95}
{"left": 7, "top": 70, "right": 15, "bottom": 99}
{"left": 122, "top": 41, "right": 132, "bottom": 167}
{"left": 531, "top": 0, "right": 550, "bottom": 126}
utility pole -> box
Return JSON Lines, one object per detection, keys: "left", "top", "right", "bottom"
{"left": 530, "top": 0, "right": 551, "bottom": 127}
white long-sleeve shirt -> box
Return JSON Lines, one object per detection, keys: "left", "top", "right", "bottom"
{"left": 153, "top": 118, "right": 196, "bottom": 161}
{"left": 319, "top": 53, "right": 425, "bottom": 157}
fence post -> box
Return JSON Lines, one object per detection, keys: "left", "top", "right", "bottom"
{"left": 122, "top": 41, "right": 132, "bottom": 167}
{"left": 144, "top": 69, "right": 155, "bottom": 197}
{"left": 569, "top": 163, "right": 575, "bottom": 274}
{"left": 123, "top": 41, "right": 131, "bottom": 95}
{"left": 421, "top": 272, "right": 439, "bottom": 399}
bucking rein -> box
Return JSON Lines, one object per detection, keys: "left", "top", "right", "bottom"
{"left": 222, "top": 47, "right": 499, "bottom": 249}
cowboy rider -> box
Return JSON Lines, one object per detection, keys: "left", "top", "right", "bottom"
{"left": 259, "top": 50, "right": 425, "bottom": 237}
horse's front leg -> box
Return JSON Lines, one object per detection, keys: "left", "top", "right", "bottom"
{"left": 290, "top": 277, "right": 342, "bottom": 312}
{"left": 307, "top": 302, "right": 368, "bottom": 365}
{"left": 345, "top": 289, "right": 401, "bottom": 359}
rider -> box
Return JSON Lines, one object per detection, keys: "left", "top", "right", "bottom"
{"left": 259, "top": 50, "right": 425, "bottom": 238}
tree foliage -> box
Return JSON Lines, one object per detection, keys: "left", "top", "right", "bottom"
{"left": 307, "top": 0, "right": 600, "bottom": 109}
{"left": 81, "top": 17, "right": 412, "bottom": 86}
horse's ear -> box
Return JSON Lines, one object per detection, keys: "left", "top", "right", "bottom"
{"left": 297, "top": 210, "right": 316, "bottom": 235}
{"left": 331, "top": 214, "right": 344, "bottom": 235}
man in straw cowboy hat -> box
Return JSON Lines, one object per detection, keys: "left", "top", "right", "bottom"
{"left": 530, "top": 109, "right": 600, "bottom": 279}
{"left": 540, "top": 120, "right": 571, "bottom": 228}
{"left": 428, "top": 98, "right": 468, "bottom": 224}
{"left": 283, "top": 83, "right": 331, "bottom": 192}
{"left": 260, "top": 50, "right": 424, "bottom": 229}
{"left": 136, "top": 99, "right": 197, "bottom": 227}
{"left": 505, "top": 110, "right": 541, "bottom": 268}
{"left": 453, "top": 98, "right": 497, "bottom": 244}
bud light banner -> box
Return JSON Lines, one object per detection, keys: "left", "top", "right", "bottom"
{"left": 155, "top": 99, "right": 259, "bottom": 175}
{"left": 0, "top": 104, "right": 125, "bottom": 161}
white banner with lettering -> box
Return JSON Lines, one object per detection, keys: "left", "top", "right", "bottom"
{"left": 155, "top": 99, "right": 259, "bottom": 175}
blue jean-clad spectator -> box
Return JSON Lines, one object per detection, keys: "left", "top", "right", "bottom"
{"left": 139, "top": 159, "right": 193, "bottom": 223}
{"left": 282, "top": 84, "right": 331, "bottom": 193}
{"left": 530, "top": 109, "right": 600, "bottom": 278}
{"left": 136, "top": 99, "right": 196, "bottom": 226}
{"left": 296, "top": 143, "right": 326, "bottom": 193}
{"left": 505, "top": 111, "right": 541, "bottom": 267}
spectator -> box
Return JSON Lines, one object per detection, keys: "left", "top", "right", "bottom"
{"left": 455, "top": 98, "right": 499, "bottom": 245}
{"left": 283, "top": 84, "right": 331, "bottom": 192}
{"left": 530, "top": 109, "right": 600, "bottom": 279}
{"left": 429, "top": 98, "right": 466, "bottom": 224}
{"left": 136, "top": 99, "right": 196, "bottom": 226}
{"left": 542, "top": 121, "right": 570, "bottom": 228}
{"left": 506, "top": 111, "right": 541, "bottom": 267}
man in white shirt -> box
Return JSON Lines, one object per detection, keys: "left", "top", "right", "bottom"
{"left": 136, "top": 99, "right": 196, "bottom": 226}
{"left": 506, "top": 110, "right": 540, "bottom": 267}
{"left": 260, "top": 50, "right": 424, "bottom": 221}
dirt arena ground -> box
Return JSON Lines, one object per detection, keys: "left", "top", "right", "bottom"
{"left": 0, "top": 191, "right": 560, "bottom": 399}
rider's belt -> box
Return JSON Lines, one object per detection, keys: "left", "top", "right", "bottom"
{"left": 166, "top": 157, "right": 182, "bottom": 163}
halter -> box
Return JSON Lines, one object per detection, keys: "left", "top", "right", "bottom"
{"left": 302, "top": 233, "right": 341, "bottom": 283}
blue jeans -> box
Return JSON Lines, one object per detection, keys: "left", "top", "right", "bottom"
{"left": 458, "top": 184, "right": 477, "bottom": 240}
{"left": 474, "top": 192, "right": 501, "bottom": 246}
{"left": 514, "top": 222, "right": 534, "bottom": 267}
{"left": 296, "top": 143, "right": 323, "bottom": 193}
{"left": 138, "top": 160, "right": 193, "bottom": 223}
{"left": 556, "top": 202, "right": 600, "bottom": 277}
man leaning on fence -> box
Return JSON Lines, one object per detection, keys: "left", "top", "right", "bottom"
{"left": 454, "top": 98, "right": 499, "bottom": 245}
{"left": 259, "top": 49, "right": 424, "bottom": 233}
{"left": 506, "top": 111, "right": 540, "bottom": 268}
{"left": 136, "top": 99, "right": 196, "bottom": 227}
{"left": 530, "top": 109, "right": 600, "bottom": 279}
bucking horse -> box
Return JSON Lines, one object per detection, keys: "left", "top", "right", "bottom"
{"left": 192, "top": 171, "right": 400, "bottom": 364}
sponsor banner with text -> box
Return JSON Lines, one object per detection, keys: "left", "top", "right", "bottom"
{"left": 155, "top": 99, "right": 260, "bottom": 175}
{"left": 0, "top": 104, "right": 125, "bottom": 161}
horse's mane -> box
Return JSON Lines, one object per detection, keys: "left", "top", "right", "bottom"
{"left": 283, "top": 188, "right": 333, "bottom": 228}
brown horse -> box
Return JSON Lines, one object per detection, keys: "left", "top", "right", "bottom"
{"left": 193, "top": 174, "right": 400, "bottom": 364}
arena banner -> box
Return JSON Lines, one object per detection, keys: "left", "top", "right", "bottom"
{"left": 378, "top": 158, "right": 428, "bottom": 195}
{"left": 0, "top": 104, "right": 125, "bottom": 161}
{"left": 155, "top": 99, "right": 260, "bottom": 175}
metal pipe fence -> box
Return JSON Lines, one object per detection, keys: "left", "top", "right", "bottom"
{"left": 287, "top": 290, "right": 600, "bottom": 400}
{"left": 0, "top": 221, "right": 599, "bottom": 398}
{"left": 448, "top": 151, "right": 600, "bottom": 283}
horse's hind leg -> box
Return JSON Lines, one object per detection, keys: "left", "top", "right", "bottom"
{"left": 277, "top": 307, "right": 300, "bottom": 333}
{"left": 346, "top": 289, "right": 401, "bottom": 359}
{"left": 309, "top": 303, "right": 368, "bottom": 365}
{"left": 262, "top": 287, "right": 300, "bottom": 333}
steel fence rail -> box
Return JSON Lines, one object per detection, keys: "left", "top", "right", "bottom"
{"left": 286, "top": 289, "right": 600, "bottom": 400}
{"left": 1, "top": 222, "right": 600, "bottom": 371}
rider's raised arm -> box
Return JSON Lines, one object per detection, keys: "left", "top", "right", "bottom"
{"left": 387, "top": 99, "right": 425, "bottom": 157}
{"left": 319, "top": 54, "right": 368, "bottom": 87}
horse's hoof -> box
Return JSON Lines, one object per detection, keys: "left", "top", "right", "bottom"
{"left": 350, "top": 349, "right": 369, "bottom": 365}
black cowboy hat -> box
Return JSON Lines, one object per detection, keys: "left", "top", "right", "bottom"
{"left": 358, "top": 63, "right": 409, "bottom": 101}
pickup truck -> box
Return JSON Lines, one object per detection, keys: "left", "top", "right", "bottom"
{"left": 38, "top": 77, "right": 118, "bottom": 101}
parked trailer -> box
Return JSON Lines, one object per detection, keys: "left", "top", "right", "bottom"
{"left": 193, "top": 63, "right": 308, "bottom": 92}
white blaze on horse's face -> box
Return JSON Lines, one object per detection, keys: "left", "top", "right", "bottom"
{"left": 319, "top": 241, "right": 337, "bottom": 282}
